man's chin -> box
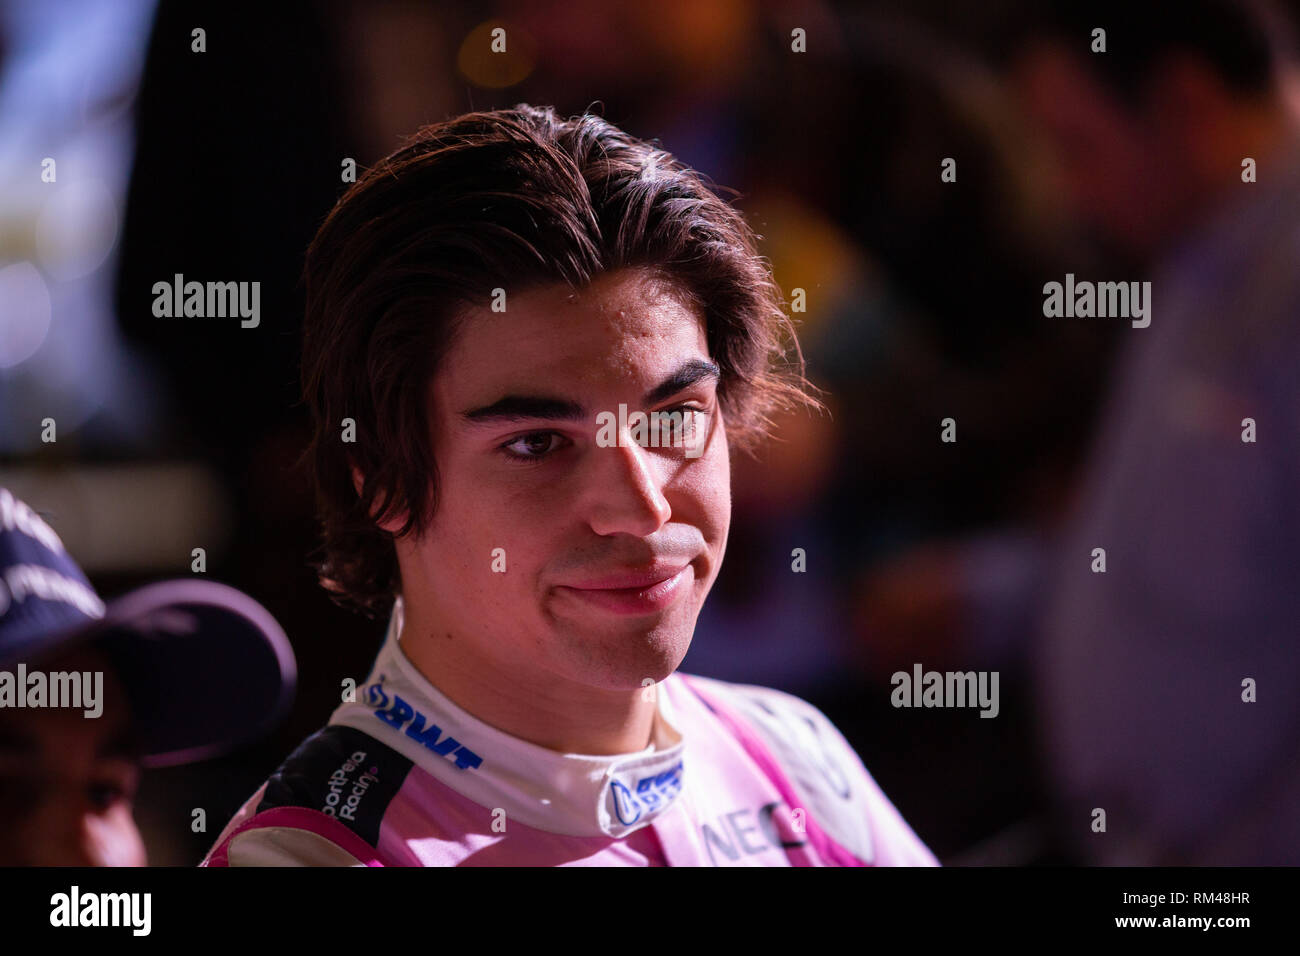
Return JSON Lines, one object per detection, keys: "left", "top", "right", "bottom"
{"left": 548, "top": 613, "right": 696, "bottom": 691}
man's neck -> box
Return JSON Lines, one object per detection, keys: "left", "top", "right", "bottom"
{"left": 394, "top": 597, "right": 660, "bottom": 756}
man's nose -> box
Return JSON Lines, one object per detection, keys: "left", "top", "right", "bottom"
{"left": 585, "top": 435, "right": 672, "bottom": 538}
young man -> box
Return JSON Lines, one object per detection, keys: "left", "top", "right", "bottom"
{"left": 202, "top": 105, "right": 937, "bottom": 866}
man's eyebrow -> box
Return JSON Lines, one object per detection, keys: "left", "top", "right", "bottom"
{"left": 642, "top": 358, "right": 720, "bottom": 407}
{"left": 461, "top": 396, "right": 586, "bottom": 425}
{"left": 460, "top": 359, "right": 721, "bottom": 426}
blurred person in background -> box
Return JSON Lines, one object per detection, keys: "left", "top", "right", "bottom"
{"left": 1008, "top": 0, "right": 1300, "bottom": 865}
{"left": 873, "top": 0, "right": 1300, "bottom": 863}
{"left": 0, "top": 488, "right": 294, "bottom": 865}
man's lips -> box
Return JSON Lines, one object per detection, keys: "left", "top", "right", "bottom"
{"left": 562, "top": 564, "right": 691, "bottom": 590}
{"left": 554, "top": 564, "right": 695, "bottom": 615}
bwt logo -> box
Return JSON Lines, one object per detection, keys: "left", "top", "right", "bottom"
{"left": 610, "top": 760, "right": 684, "bottom": 825}
{"left": 366, "top": 680, "right": 482, "bottom": 770}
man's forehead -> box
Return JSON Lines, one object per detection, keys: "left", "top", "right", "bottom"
{"left": 439, "top": 270, "right": 709, "bottom": 396}
{"left": 547, "top": 266, "right": 690, "bottom": 307}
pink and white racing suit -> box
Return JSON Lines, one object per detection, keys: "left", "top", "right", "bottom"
{"left": 202, "top": 601, "right": 938, "bottom": 867}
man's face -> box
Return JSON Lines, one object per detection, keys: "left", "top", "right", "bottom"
{"left": 395, "top": 267, "right": 730, "bottom": 692}
{"left": 0, "top": 644, "right": 145, "bottom": 866}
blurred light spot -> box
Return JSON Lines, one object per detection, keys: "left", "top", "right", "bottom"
{"left": 458, "top": 21, "right": 536, "bottom": 88}
{"left": 747, "top": 196, "right": 863, "bottom": 334}
{"left": 639, "top": 0, "right": 752, "bottom": 77}
{"left": 35, "top": 177, "right": 120, "bottom": 281}
{"left": 0, "top": 262, "right": 52, "bottom": 368}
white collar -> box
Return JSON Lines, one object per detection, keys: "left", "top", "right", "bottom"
{"left": 328, "top": 598, "right": 688, "bottom": 838}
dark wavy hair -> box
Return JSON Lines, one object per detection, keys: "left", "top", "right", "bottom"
{"left": 300, "top": 104, "right": 820, "bottom": 616}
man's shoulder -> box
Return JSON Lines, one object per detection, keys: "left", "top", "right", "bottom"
{"left": 671, "top": 672, "right": 866, "bottom": 801}
{"left": 671, "top": 671, "right": 857, "bottom": 769}
{"left": 202, "top": 723, "right": 415, "bottom": 867}
{"left": 262, "top": 724, "right": 411, "bottom": 805}
{"left": 671, "top": 672, "right": 940, "bottom": 866}
{"left": 675, "top": 672, "right": 838, "bottom": 728}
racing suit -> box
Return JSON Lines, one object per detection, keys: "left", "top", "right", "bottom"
{"left": 202, "top": 600, "right": 938, "bottom": 866}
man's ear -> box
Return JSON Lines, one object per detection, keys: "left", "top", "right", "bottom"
{"left": 351, "top": 465, "right": 407, "bottom": 535}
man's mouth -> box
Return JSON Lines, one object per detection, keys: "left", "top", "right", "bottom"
{"left": 554, "top": 564, "right": 694, "bottom": 615}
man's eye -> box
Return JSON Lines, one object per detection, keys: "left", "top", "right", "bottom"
{"left": 652, "top": 405, "right": 707, "bottom": 449}
{"left": 501, "top": 432, "right": 565, "bottom": 462}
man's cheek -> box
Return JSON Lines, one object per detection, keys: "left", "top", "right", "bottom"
{"left": 465, "top": 515, "right": 542, "bottom": 603}
{"left": 682, "top": 446, "right": 730, "bottom": 526}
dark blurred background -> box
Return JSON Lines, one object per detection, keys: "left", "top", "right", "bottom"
{"left": 2, "top": 0, "right": 1297, "bottom": 865}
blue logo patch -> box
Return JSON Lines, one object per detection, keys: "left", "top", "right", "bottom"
{"left": 610, "top": 760, "right": 684, "bottom": 825}
{"left": 364, "top": 678, "right": 482, "bottom": 771}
